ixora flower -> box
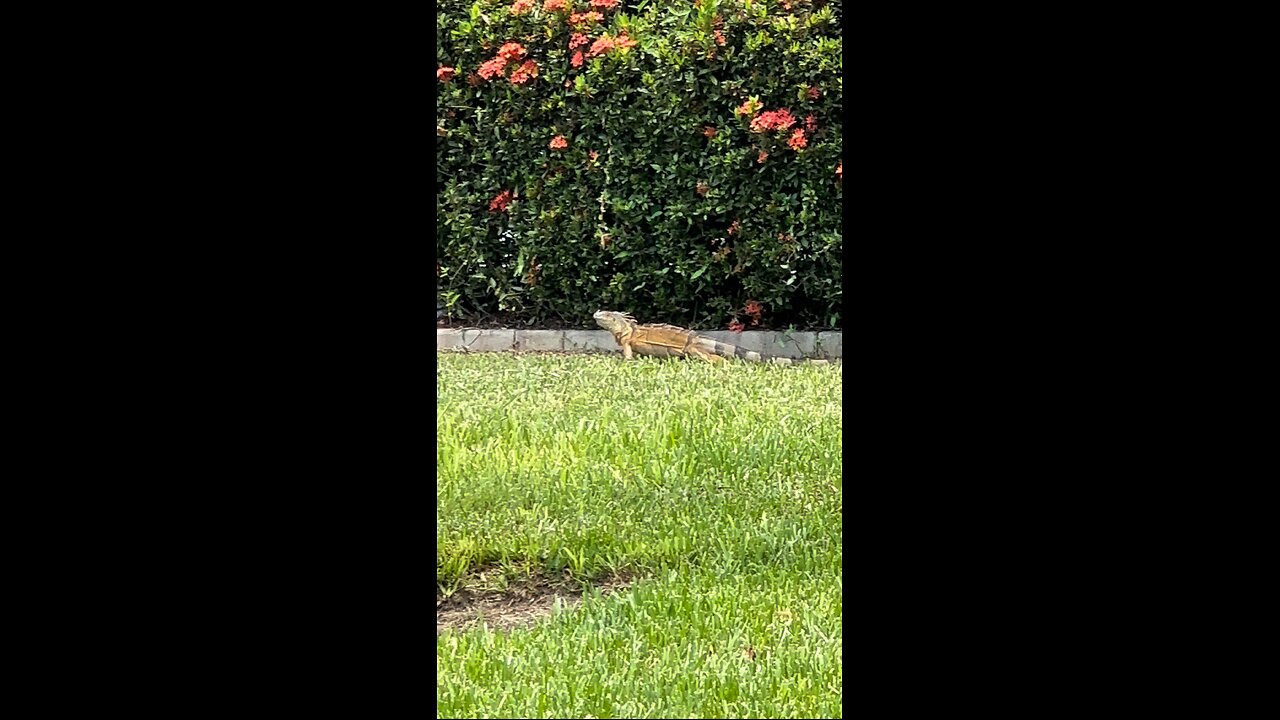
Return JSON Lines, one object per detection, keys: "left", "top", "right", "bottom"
{"left": 489, "top": 189, "right": 514, "bottom": 212}
{"left": 544, "top": 0, "right": 569, "bottom": 10}
{"left": 478, "top": 56, "right": 508, "bottom": 80}
{"left": 510, "top": 0, "right": 534, "bottom": 14}
{"left": 749, "top": 108, "right": 797, "bottom": 133}
{"left": 569, "top": 11, "right": 604, "bottom": 29}
{"left": 497, "top": 42, "right": 527, "bottom": 61}
{"left": 549, "top": 135, "right": 568, "bottom": 150}
{"left": 436, "top": 66, "right": 456, "bottom": 82}
{"left": 787, "top": 128, "right": 808, "bottom": 151}
{"left": 757, "top": 150, "right": 769, "bottom": 164}
{"left": 571, "top": 50, "right": 584, "bottom": 67}
{"left": 728, "top": 318, "right": 745, "bottom": 333}
{"left": 703, "top": 126, "right": 717, "bottom": 138}
{"left": 509, "top": 60, "right": 539, "bottom": 85}
{"left": 588, "top": 33, "right": 637, "bottom": 57}
{"left": 835, "top": 162, "right": 843, "bottom": 179}
{"left": 569, "top": 32, "right": 589, "bottom": 50}
{"left": 807, "top": 86, "right": 821, "bottom": 101}
{"left": 590, "top": 0, "right": 619, "bottom": 9}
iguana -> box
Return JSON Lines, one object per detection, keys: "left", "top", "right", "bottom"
{"left": 592, "top": 310, "right": 830, "bottom": 365}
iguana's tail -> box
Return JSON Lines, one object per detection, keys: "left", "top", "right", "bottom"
{"left": 693, "top": 337, "right": 832, "bottom": 365}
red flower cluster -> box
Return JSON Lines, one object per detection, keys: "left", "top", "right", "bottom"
{"left": 478, "top": 56, "right": 507, "bottom": 80}
{"left": 757, "top": 151, "right": 769, "bottom": 164}
{"left": 727, "top": 219, "right": 741, "bottom": 236}
{"left": 805, "top": 114, "right": 818, "bottom": 132}
{"left": 714, "top": 29, "right": 726, "bottom": 46}
{"left": 835, "top": 162, "right": 842, "bottom": 180}
{"left": 744, "top": 300, "right": 763, "bottom": 327}
{"left": 511, "top": 0, "right": 534, "bottom": 14}
{"left": 807, "top": 86, "right": 821, "bottom": 101}
{"left": 749, "top": 108, "right": 796, "bottom": 133}
{"left": 703, "top": 126, "right": 717, "bottom": 138}
{"left": 569, "top": 11, "right": 604, "bottom": 28}
{"left": 477, "top": 43, "right": 535, "bottom": 85}
{"left": 543, "top": 0, "right": 569, "bottom": 10}
{"left": 549, "top": 135, "right": 568, "bottom": 150}
{"left": 788, "top": 129, "right": 807, "bottom": 151}
{"left": 571, "top": 51, "right": 585, "bottom": 67}
{"left": 569, "top": 32, "right": 589, "bottom": 50}
{"left": 588, "top": 33, "right": 637, "bottom": 57}
{"left": 498, "top": 43, "right": 527, "bottom": 61}
{"left": 728, "top": 318, "right": 745, "bottom": 333}
{"left": 489, "top": 189, "right": 513, "bottom": 213}
{"left": 437, "top": 66, "right": 456, "bottom": 83}
{"left": 590, "top": 0, "right": 619, "bottom": 8}
{"left": 509, "top": 60, "right": 539, "bottom": 85}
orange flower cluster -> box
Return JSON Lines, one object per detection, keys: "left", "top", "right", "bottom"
{"left": 509, "top": 60, "right": 539, "bottom": 85}
{"left": 489, "top": 190, "right": 513, "bottom": 213}
{"left": 478, "top": 57, "right": 507, "bottom": 79}
{"left": 569, "top": 11, "right": 604, "bottom": 28}
{"left": 510, "top": 0, "right": 534, "bottom": 15}
{"left": 787, "top": 129, "right": 807, "bottom": 151}
{"left": 549, "top": 135, "right": 568, "bottom": 150}
{"left": 588, "top": 33, "right": 637, "bottom": 57}
{"left": 749, "top": 108, "right": 796, "bottom": 133}
{"left": 544, "top": 0, "right": 569, "bottom": 10}
{"left": 477, "top": 43, "right": 536, "bottom": 85}
{"left": 498, "top": 43, "right": 527, "bottom": 61}
{"left": 437, "top": 66, "right": 455, "bottom": 82}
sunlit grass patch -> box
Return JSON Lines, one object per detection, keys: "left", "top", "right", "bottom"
{"left": 436, "top": 352, "right": 842, "bottom": 718}
{"left": 437, "top": 568, "right": 842, "bottom": 718}
{"left": 436, "top": 353, "right": 841, "bottom": 590}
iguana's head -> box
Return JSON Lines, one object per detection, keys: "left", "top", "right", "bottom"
{"left": 593, "top": 310, "right": 635, "bottom": 332}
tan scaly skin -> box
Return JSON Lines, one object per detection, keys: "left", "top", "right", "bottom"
{"left": 592, "top": 310, "right": 829, "bottom": 365}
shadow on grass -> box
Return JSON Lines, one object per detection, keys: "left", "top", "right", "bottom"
{"left": 436, "top": 571, "right": 637, "bottom": 635}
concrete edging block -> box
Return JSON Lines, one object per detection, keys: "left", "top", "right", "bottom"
{"left": 562, "top": 330, "right": 619, "bottom": 354}
{"left": 815, "top": 332, "right": 843, "bottom": 359}
{"left": 513, "top": 330, "right": 565, "bottom": 352}
{"left": 437, "top": 328, "right": 842, "bottom": 358}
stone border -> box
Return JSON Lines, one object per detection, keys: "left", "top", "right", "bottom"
{"left": 436, "top": 329, "right": 842, "bottom": 359}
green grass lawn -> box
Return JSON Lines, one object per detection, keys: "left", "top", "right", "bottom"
{"left": 437, "top": 352, "right": 842, "bottom": 718}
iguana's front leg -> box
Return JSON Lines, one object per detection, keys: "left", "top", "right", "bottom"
{"left": 621, "top": 341, "right": 634, "bottom": 360}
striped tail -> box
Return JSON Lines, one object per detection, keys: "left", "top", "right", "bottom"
{"left": 693, "top": 337, "right": 830, "bottom": 365}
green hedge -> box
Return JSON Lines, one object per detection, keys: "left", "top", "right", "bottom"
{"left": 437, "top": 0, "right": 842, "bottom": 330}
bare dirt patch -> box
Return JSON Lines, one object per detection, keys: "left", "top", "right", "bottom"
{"left": 436, "top": 574, "right": 634, "bottom": 634}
